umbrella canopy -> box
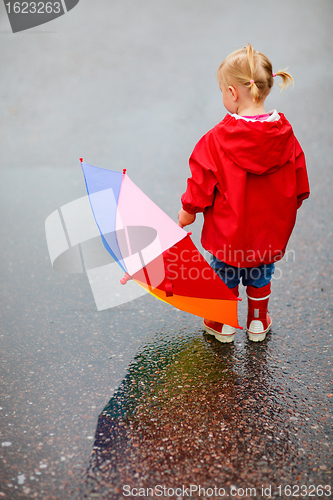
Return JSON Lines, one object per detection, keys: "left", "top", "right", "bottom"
{"left": 81, "top": 160, "right": 240, "bottom": 328}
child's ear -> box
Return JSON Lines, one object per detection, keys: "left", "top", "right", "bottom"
{"left": 228, "top": 86, "right": 238, "bottom": 102}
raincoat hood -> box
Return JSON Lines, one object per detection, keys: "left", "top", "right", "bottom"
{"left": 213, "top": 112, "right": 294, "bottom": 175}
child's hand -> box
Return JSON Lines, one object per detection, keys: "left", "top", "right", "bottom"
{"left": 178, "top": 209, "right": 196, "bottom": 228}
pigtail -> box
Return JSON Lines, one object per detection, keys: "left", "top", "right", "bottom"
{"left": 246, "top": 43, "right": 260, "bottom": 101}
{"left": 274, "top": 69, "right": 294, "bottom": 92}
{"left": 246, "top": 44, "right": 255, "bottom": 76}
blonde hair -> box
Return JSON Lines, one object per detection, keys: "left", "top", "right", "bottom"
{"left": 218, "top": 44, "right": 294, "bottom": 102}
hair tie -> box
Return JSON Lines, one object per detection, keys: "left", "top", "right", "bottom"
{"left": 272, "top": 73, "right": 277, "bottom": 77}
{"left": 249, "top": 79, "right": 254, "bottom": 84}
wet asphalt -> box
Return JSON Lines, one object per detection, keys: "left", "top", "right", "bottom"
{"left": 0, "top": 0, "right": 332, "bottom": 499}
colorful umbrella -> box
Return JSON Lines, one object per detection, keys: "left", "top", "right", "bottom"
{"left": 80, "top": 160, "right": 240, "bottom": 328}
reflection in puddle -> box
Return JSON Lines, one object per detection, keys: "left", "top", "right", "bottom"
{"left": 84, "top": 329, "right": 307, "bottom": 496}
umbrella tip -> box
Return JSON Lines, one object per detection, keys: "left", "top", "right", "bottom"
{"left": 123, "top": 169, "right": 127, "bottom": 174}
{"left": 120, "top": 272, "right": 131, "bottom": 285}
{"left": 79, "top": 158, "right": 83, "bottom": 163}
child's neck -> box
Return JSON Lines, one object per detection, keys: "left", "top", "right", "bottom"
{"left": 237, "top": 102, "right": 267, "bottom": 117}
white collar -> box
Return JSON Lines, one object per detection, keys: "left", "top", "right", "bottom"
{"left": 229, "top": 110, "right": 280, "bottom": 122}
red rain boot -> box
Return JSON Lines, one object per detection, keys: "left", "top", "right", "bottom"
{"left": 203, "top": 286, "right": 239, "bottom": 343}
{"left": 246, "top": 283, "right": 272, "bottom": 342}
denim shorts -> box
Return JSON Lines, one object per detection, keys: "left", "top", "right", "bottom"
{"left": 210, "top": 255, "right": 275, "bottom": 289}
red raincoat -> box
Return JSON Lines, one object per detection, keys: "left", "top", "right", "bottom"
{"left": 181, "top": 113, "right": 310, "bottom": 267}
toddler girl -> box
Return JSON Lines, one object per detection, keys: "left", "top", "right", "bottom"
{"left": 178, "top": 44, "right": 309, "bottom": 343}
